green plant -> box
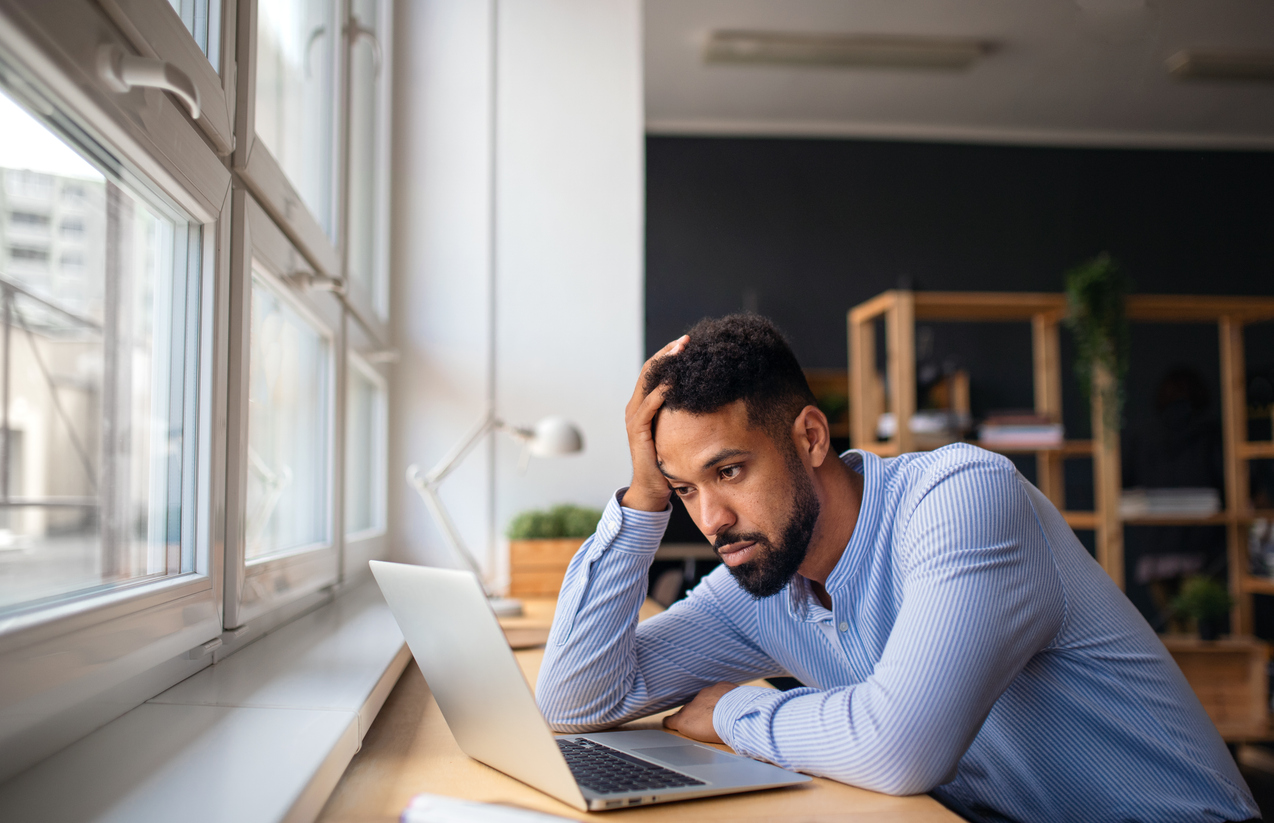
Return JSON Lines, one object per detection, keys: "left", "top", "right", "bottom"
{"left": 1172, "top": 576, "right": 1233, "bottom": 623}
{"left": 1063, "top": 253, "right": 1132, "bottom": 434}
{"left": 506, "top": 504, "right": 603, "bottom": 540}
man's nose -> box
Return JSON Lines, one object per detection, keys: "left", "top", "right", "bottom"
{"left": 697, "top": 489, "right": 735, "bottom": 538}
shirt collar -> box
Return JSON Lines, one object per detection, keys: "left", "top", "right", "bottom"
{"left": 822, "top": 449, "right": 882, "bottom": 595}
{"left": 783, "top": 449, "right": 882, "bottom": 617}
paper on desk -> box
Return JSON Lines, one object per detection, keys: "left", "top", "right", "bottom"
{"left": 402, "top": 793, "right": 578, "bottom": 823}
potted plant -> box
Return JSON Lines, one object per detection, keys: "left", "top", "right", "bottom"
{"left": 507, "top": 504, "right": 602, "bottom": 596}
{"left": 1173, "top": 576, "right": 1233, "bottom": 641}
{"left": 1064, "top": 253, "right": 1132, "bottom": 438}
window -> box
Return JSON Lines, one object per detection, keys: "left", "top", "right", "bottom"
{"left": 0, "top": 2, "right": 228, "bottom": 779}
{"left": 246, "top": 271, "right": 332, "bottom": 559}
{"left": 344, "top": 0, "right": 393, "bottom": 321}
{"left": 165, "top": 0, "right": 223, "bottom": 71}
{"left": 346, "top": 352, "right": 386, "bottom": 537}
{"left": 9, "top": 211, "right": 50, "bottom": 232}
{"left": 0, "top": 0, "right": 393, "bottom": 782}
{"left": 253, "top": 0, "right": 339, "bottom": 238}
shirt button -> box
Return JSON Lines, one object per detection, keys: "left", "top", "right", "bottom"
{"left": 838, "top": 622, "right": 849, "bottom": 632}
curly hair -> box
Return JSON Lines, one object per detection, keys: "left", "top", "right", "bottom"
{"left": 644, "top": 314, "right": 816, "bottom": 439}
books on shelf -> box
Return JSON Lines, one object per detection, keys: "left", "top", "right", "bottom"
{"left": 977, "top": 412, "right": 1063, "bottom": 448}
{"left": 1119, "top": 487, "right": 1221, "bottom": 519}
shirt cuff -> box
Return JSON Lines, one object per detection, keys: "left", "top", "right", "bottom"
{"left": 712, "top": 685, "right": 780, "bottom": 755}
{"left": 589, "top": 487, "right": 672, "bottom": 558}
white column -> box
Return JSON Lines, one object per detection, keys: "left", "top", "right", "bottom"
{"left": 391, "top": 0, "right": 645, "bottom": 586}
{"left": 493, "top": 0, "right": 645, "bottom": 590}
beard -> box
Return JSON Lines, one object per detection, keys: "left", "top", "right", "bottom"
{"left": 714, "top": 448, "right": 820, "bottom": 599}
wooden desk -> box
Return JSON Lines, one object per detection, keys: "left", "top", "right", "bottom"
{"left": 317, "top": 598, "right": 959, "bottom": 822}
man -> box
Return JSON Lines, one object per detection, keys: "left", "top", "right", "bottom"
{"left": 536, "top": 315, "right": 1259, "bottom": 822}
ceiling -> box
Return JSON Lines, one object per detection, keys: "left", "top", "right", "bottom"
{"left": 644, "top": 0, "right": 1274, "bottom": 148}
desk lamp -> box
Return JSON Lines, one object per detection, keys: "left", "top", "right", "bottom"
{"left": 407, "top": 412, "right": 584, "bottom": 617}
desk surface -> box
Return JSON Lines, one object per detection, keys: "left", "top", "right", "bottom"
{"left": 317, "top": 598, "right": 959, "bottom": 822}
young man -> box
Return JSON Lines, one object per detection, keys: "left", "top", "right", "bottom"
{"left": 536, "top": 315, "right": 1259, "bottom": 822}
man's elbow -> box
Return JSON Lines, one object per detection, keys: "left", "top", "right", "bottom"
{"left": 855, "top": 748, "right": 958, "bottom": 797}
{"left": 535, "top": 685, "right": 629, "bottom": 733}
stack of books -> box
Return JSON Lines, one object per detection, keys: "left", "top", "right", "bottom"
{"left": 1119, "top": 488, "right": 1221, "bottom": 519}
{"left": 977, "top": 412, "right": 1064, "bottom": 447}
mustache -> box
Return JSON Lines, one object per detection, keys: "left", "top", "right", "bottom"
{"left": 713, "top": 531, "right": 770, "bottom": 553}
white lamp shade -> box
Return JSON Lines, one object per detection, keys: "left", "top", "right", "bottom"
{"left": 527, "top": 416, "right": 584, "bottom": 457}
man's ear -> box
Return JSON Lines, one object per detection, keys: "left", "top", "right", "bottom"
{"left": 791, "top": 405, "right": 831, "bottom": 468}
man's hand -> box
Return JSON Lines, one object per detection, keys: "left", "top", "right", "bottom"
{"left": 662, "top": 682, "right": 737, "bottom": 744}
{"left": 620, "top": 335, "right": 688, "bottom": 512}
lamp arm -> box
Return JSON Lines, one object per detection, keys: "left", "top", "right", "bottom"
{"left": 424, "top": 410, "right": 500, "bottom": 485}
{"left": 408, "top": 471, "right": 493, "bottom": 595}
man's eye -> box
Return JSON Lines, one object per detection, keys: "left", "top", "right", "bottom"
{"left": 672, "top": 486, "right": 693, "bottom": 497}
{"left": 720, "top": 465, "right": 741, "bottom": 480}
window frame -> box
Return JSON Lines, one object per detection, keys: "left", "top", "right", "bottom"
{"left": 92, "top": 0, "right": 237, "bottom": 156}
{"left": 232, "top": 0, "right": 344, "bottom": 285}
{"left": 223, "top": 189, "right": 342, "bottom": 629}
{"left": 339, "top": 0, "right": 393, "bottom": 336}
{"left": 0, "top": 0, "right": 231, "bottom": 781}
{"left": 343, "top": 329, "right": 388, "bottom": 582}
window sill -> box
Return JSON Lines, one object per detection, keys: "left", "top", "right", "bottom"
{"left": 0, "top": 580, "right": 409, "bottom": 822}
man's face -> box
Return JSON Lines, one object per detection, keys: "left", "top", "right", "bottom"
{"left": 654, "top": 400, "right": 820, "bottom": 598}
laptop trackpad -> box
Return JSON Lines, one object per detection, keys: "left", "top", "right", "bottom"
{"left": 633, "top": 744, "right": 738, "bottom": 766}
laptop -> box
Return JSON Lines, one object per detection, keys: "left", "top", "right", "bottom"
{"left": 369, "top": 560, "right": 811, "bottom": 812}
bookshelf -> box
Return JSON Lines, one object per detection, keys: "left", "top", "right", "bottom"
{"left": 848, "top": 290, "right": 1274, "bottom": 636}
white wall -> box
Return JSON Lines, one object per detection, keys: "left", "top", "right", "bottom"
{"left": 391, "top": 0, "right": 645, "bottom": 587}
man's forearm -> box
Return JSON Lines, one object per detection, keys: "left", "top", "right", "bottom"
{"left": 535, "top": 490, "right": 671, "bottom": 730}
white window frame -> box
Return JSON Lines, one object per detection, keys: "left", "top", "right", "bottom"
{"left": 343, "top": 339, "right": 387, "bottom": 582}
{"left": 91, "top": 0, "right": 237, "bottom": 156}
{"left": 339, "top": 0, "right": 393, "bottom": 336}
{"left": 223, "top": 189, "right": 341, "bottom": 630}
{"left": 0, "top": 0, "right": 230, "bottom": 782}
{"left": 233, "top": 0, "right": 344, "bottom": 284}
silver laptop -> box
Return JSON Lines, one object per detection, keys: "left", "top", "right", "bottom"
{"left": 369, "top": 560, "right": 811, "bottom": 812}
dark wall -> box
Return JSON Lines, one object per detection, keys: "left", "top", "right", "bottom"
{"left": 645, "top": 135, "right": 1274, "bottom": 624}
{"left": 645, "top": 136, "right": 1274, "bottom": 367}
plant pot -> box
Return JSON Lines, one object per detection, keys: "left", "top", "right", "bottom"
{"left": 1197, "top": 618, "right": 1220, "bottom": 642}
{"left": 509, "top": 538, "right": 587, "bottom": 596}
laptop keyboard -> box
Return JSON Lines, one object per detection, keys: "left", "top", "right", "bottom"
{"left": 556, "top": 738, "right": 706, "bottom": 794}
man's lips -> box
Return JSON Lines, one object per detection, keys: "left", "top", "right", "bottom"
{"left": 715, "top": 540, "right": 757, "bottom": 567}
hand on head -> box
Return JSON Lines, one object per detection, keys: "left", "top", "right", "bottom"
{"left": 621, "top": 335, "right": 688, "bottom": 512}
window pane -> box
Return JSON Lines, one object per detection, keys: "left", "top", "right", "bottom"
{"left": 255, "top": 0, "right": 336, "bottom": 237}
{"left": 345, "top": 357, "right": 384, "bottom": 535}
{"left": 246, "top": 275, "right": 330, "bottom": 559}
{"left": 346, "top": 0, "right": 386, "bottom": 316}
{"left": 0, "top": 88, "right": 196, "bottom": 611}
{"left": 166, "top": 0, "right": 223, "bottom": 73}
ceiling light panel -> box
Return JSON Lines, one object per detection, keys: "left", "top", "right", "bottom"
{"left": 703, "top": 30, "right": 995, "bottom": 71}
{"left": 1166, "top": 50, "right": 1274, "bottom": 82}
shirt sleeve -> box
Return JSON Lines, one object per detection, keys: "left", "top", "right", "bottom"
{"left": 711, "top": 457, "right": 1067, "bottom": 796}
{"left": 536, "top": 490, "right": 785, "bottom": 732}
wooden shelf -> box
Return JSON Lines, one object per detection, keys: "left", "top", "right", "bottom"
{"left": 974, "top": 439, "right": 1092, "bottom": 456}
{"left": 1243, "top": 576, "right": 1274, "bottom": 597}
{"left": 1125, "top": 295, "right": 1274, "bottom": 323}
{"left": 1239, "top": 441, "right": 1274, "bottom": 460}
{"left": 1122, "top": 513, "right": 1230, "bottom": 527}
{"left": 1063, "top": 511, "right": 1099, "bottom": 529}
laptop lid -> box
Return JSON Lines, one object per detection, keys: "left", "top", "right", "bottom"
{"left": 369, "top": 561, "right": 588, "bottom": 810}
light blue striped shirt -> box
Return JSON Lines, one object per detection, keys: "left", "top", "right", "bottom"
{"left": 537, "top": 445, "right": 1259, "bottom": 822}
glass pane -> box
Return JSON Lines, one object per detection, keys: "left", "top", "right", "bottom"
{"left": 346, "top": 0, "right": 386, "bottom": 317}
{"left": 255, "top": 0, "right": 337, "bottom": 237}
{"left": 246, "top": 275, "right": 330, "bottom": 559}
{"left": 345, "top": 358, "right": 384, "bottom": 535}
{"left": 0, "top": 88, "right": 196, "bottom": 611}
{"left": 166, "top": 0, "right": 223, "bottom": 73}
